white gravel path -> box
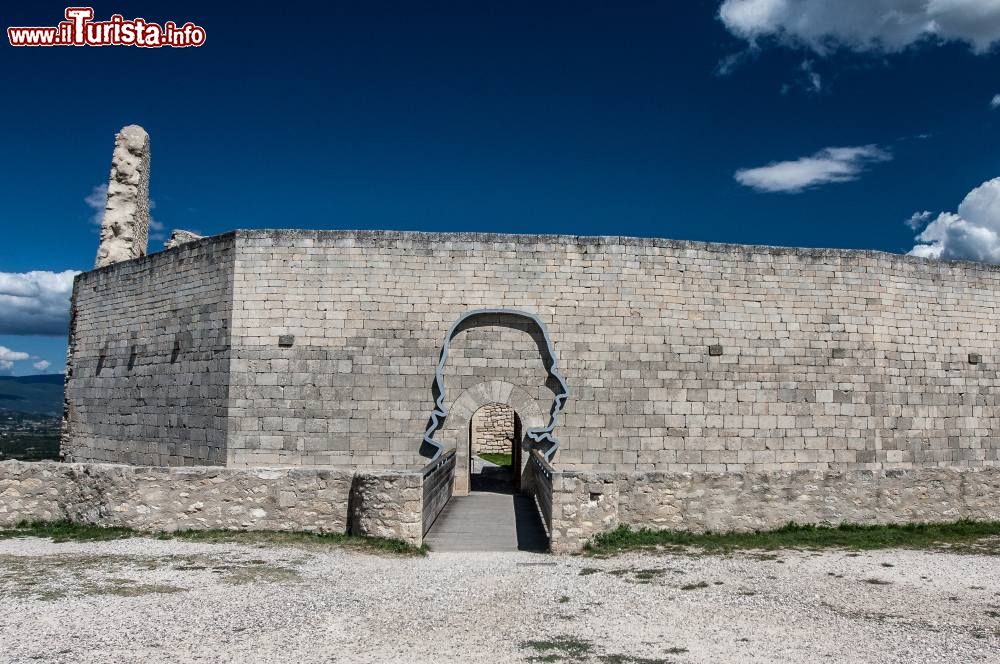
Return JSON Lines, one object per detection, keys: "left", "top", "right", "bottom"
{"left": 1, "top": 537, "right": 999, "bottom": 663}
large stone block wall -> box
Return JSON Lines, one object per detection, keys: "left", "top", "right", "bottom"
{"left": 63, "top": 234, "right": 236, "bottom": 466}
{"left": 0, "top": 460, "right": 352, "bottom": 533}
{"left": 545, "top": 467, "right": 1000, "bottom": 553}
{"left": 65, "top": 229, "right": 1000, "bottom": 475}
{"left": 224, "top": 230, "right": 1000, "bottom": 473}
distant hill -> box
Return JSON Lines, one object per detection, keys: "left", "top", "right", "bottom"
{"left": 0, "top": 374, "right": 64, "bottom": 416}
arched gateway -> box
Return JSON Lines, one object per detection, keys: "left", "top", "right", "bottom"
{"left": 419, "top": 309, "right": 571, "bottom": 496}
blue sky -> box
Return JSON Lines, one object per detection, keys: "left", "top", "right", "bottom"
{"left": 3, "top": 0, "right": 1000, "bottom": 374}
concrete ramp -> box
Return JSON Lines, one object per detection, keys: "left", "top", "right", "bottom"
{"left": 424, "top": 492, "right": 548, "bottom": 552}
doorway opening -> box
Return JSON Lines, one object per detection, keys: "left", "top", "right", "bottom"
{"left": 469, "top": 403, "right": 522, "bottom": 493}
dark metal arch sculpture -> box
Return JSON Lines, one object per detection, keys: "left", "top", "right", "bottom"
{"left": 420, "top": 308, "right": 570, "bottom": 462}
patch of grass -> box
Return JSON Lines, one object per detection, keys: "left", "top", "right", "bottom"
{"left": 0, "top": 520, "right": 425, "bottom": 556}
{"left": 522, "top": 636, "right": 593, "bottom": 662}
{"left": 0, "top": 521, "right": 136, "bottom": 543}
{"left": 598, "top": 655, "right": 669, "bottom": 664}
{"left": 863, "top": 578, "right": 892, "bottom": 585}
{"left": 478, "top": 453, "right": 513, "bottom": 467}
{"left": 0, "top": 553, "right": 192, "bottom": 601}
{"left": 680, "top": 581, "right": 710, "bottom": 591}
{"left": 169, "top": 528, "right": 424, "bottom": 556}
{"left": 220, "top": 564, "right": 300, "bottom": 585}
{"left": 632, "top": 568, "right": 668, "bottom": 583}
{"left": 579, "top": 566, "right": 669, "bottom": 584}
{"left": 585, "top": 520, "right": 1000, "bottom": 555}
{"left": 84, "top": 582, "right": 186, "bottom": 597}
{"left": 558, "top": 595, "right": 571, "bottom": 603}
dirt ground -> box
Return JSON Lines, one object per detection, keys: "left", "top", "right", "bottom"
{"left": 1, "top": 537, "right": 998, "bottom": 663}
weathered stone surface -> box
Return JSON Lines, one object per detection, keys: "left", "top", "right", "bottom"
{"left": 349, "top": 471, "right": 423, "bottom": 545}
{"left": 94, "top": 125, "right": 150, "bottom": 268}
{"left": 541, "top": 466, "right": 1000, "bottom": 553}
{"left": 0, "top": 459, "right": 450, "bottom": 547}
{"left": 63, "top": 229, "right": 1000, "bottom": 477}
{"left": 471, "top": 403, "right": 515, "bottom": 455}
{"left": 164, "top": 229, "right": 204, "bottom": 250}
{"left": 63, "top": 234, "right": 234, "bottom": 467}
{"left": 0, "top": 460, "right": 353, "bottom": 533}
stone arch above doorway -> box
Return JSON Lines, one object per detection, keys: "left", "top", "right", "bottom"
{"left": 419, "top": 308, "right": 571, "bottom": 463}
{"left": 448, "top": 380, "right": 546, "bottom": 431}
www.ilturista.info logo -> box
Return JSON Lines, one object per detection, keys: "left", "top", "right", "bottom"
{"left": 8, "top": 7, "right": 206, "bottom": 48}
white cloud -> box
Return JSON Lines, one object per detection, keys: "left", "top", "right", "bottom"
{"left": 84, "top": 184, "right": 107, "bottom": 226}
{"left": 32, "top": 360, "right": 51, "bottom": 372}
{"left": 0, "top": 346, "right": 30, "bottom": 373}
{"left": 909, "top": 177, "right": 1000, "bottom": 262}
{"left": 716, "top": 49, "right": 755, "bottom": 76}
{"left": 906, "top": 210, "right": 934, "bottom": 230}
{"left": 991, "top": 94, "right": 1000, "bottom": 109}
{"left": 735, "top": 145, "right": 891, "bottom": 193}
{"left": 801, "top": 59, "right": 822, "bottom": 92}
{"left": 719, "top": 0, "right": 1000, "bottom": 54}
{"left": 0, "top": 270, "right": 80, "bottom": 335}
{"left": 149, "top": 218, "right": 166, "bottom": 243}
{"left": 0, "top": 347, "right": 30, "bottom": 362}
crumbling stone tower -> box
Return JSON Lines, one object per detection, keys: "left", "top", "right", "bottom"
{"left": 94, "top": 125, "right": 151, "bottom": 268}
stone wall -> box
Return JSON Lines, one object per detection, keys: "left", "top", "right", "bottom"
{"left": 0, "top": 459, "right": 442, "bottom": 546}
{"left": 471, "top": 403, "right": 515, "bottom": 455}
{"left": 0, "top": 460, "right": 351, "bottom": 533}
{"left": 63, "top": 234, "right": 235, "bottom": 466}
{"left": 65, "top": 230, "right": 1000, "bottom": 475}
{"left": 545, "top": 467, "right": 1000, "bottom": 553}
{"left": 348, "top": 470, "right": 422, "bottom": 545}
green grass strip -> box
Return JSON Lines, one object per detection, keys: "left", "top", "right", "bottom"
{"left": 586, "top": 520, "right": 1000, "bottom": 555}
{"left": 478, "top": 453, "right": 513, "bottom": 467}
{"left": 0, "top": 520, "right": 425, "bottom": 556}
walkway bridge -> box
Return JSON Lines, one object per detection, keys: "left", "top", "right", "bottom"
{"left": 423, "top": 454, "right": 549, "bottom": 552}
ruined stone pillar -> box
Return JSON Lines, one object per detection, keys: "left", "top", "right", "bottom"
{"left": 94, "top": 125, "right": 151, "bottom": 268}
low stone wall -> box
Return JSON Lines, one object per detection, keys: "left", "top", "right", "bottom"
{"left": 547, "top": 467, "right": 1000, "bottom": 553}
{"left": 421, "top": 450, "right": 456, "bottom": 536}
{"left": 0, "top": 460, "right": 352, "bottom": 533}
{"left": 0, "top": 460, "right": 440, "bottom": 546}
{"left": 12, "top": 459, "right": 993, "bottom": 554}
{"left": 348, "top": 470, "right": 422, "bottom": 545}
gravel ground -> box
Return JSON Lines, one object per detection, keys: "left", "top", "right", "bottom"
{"left": 1, "top": 537, "right": 999, "bottom": 663}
